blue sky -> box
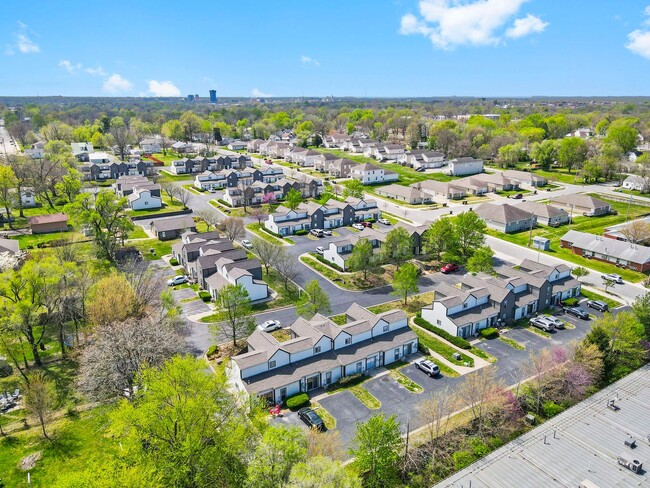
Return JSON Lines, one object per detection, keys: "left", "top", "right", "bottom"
{"left": 2, "top": 0, "right": 650, "bottom": 97}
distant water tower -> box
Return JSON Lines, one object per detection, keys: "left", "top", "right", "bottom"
{"left": 209, "top": 89, "right": 217, "bottom": 104}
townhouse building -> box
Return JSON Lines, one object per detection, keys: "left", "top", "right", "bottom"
{"left": 474, "top": 203, "right": 537, "bottom": 234}
{"left": 113, "top": 175, "right": 161, "bottom": 198}
{"left": 349, "top": 163, "right": 399, "bottom": 185}
{"left": 551, "top": 194, "right": 612, "bottom": 217}
{"left": 561, "top": 230, "right": 650, "bottom": 272}
{"left": 171, "top": 231, "right": 268, "bottom": 302}
{"left": 230, "top": 304, "right": 417, "bottom": 405}
{"left": 446, "top": 157, "right": 484, "bottom": 176}
{"left": 517, "top": 201, "right": 569, "bottom": 227}
{"left": 503, "top": 170, "right": 547, "bottom": 187}
{"left": 79, "top": 159, "right": 154, "bottom": 181}
{"left": 193, "top": 166, "right": 284, "bottom": 191}
{"left": 170, "top": 154, "right": 252, "bottom": 175}
{"left": 375, "top": 184, "right": 432, "bottom": 204}
{"left": 398, "top": 150, "right": 446, "bottom": 169}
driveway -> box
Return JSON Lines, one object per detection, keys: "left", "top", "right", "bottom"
{"left": 318, "top": 390, "right": 374, "bottom": 445}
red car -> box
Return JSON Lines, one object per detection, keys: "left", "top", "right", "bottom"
{"left": 441, "top": 263, "right": 459, "bottom": 274}
{"left": 361, "top": 222, "right": 373, "bottom": 228}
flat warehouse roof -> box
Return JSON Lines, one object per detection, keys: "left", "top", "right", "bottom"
{"left": 434, "top": 364, "right": 650, "bottom": 488}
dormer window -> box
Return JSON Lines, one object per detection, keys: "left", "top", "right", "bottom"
{"left": 268, "top": 360, "right": 276, "bottom": 369}
{"left": 314, "top": 346, "right": 321, "bottom": 354}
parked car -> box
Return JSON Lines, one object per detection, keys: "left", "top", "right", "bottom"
{"left": 310, "top": 229, "right": 324, "bottom": 237}
{"left": 322, "top": 229, "right": 332, "bottom": 236}
{"left": 586, "top": 299, "right": 609, "bottom": 312}
{"left": 241, "top": 239, "right": 253, "bottom": 249}
{"left": 441, "top": 263, "right": 459, "bottom": 274}
{"left": 315, "top": 246, "right": 325, "bottom": 255}
{"left": 563, "top": 306, "right": 590, "bottom": 320}
{"left": 415, "top": 359, "right": 440, "bottom": 377}
{"left": 538, "top": 314, "right": 565, "bottom": 329}
{"left": 298, "top": 407, "right": 325, "bottom": 431}
{"left": 257, "top": 320, "right": 282, "bottom": 332}
{"left": 529, "top": 316, "right": 555, "bottom": 332}
{"left": 361, "top": 222, "right": 373, "bottom": 228}
{"left": 602, "top": 273, "right": 623, "bottom": 284}
{"left": 511, "top": 193, "right": 523, "bottom": 199}
{"left": 415, "top": 167, "right": 426, "bottom": 172}
{"left": 167, "top": 275, "right": 188, "bottom": 286}
{"left": 352, "top": 223, "right": 365, "bottom": 230}
{"left": 378, "top": 218, "right": 391, "bottom": 225}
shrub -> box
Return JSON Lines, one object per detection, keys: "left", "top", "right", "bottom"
{"left": 542, "top": 401, "right": 565, "bottom": 418}
{"left": 312, "top": 253, "right": 344, "bottom": 272}
{"left": 217, "top": 199, "right": 233, "bottom": 208}
{"left": 294, "top": 229, "right": 308, "bottom": 236}
{"left": 169, "top": 258, "right": 179, "bottom": 266}
{"left": 453, "top": 450, "right": 476, "bottom": 470}
{"left": 0, "top": 359, "right": 12, "bottom": 378}
{"left": 364, "top": 218, "right": 376, "bottom": 223}
{"left": 470, "top": 439, "right": 490, "bottom": 457}
{"left": 285, "top": 393, "right": 310, "bottom": 410}
{"left": 413, "top": 317, "right": 471, "bottom": 350}
{"left": 562, "top": 297, "right": 579, "bottom": 306}
{"left": 479, "top": 327, "right": 499, "bottom": 340}
{"left": 198, "top": 291, "right": 212, "bottom": 302}
{"left": 206, "top": 344, "right": 219, "bottom": 358}
{"left": 260, "top": 226, "right": 284, "bottom": 239}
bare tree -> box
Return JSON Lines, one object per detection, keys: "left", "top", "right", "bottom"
{"left": 306, "top": 429, "right": 346, "bottom": 461}
{"left": 119, "top": 258, "right": 163, "bottom": 316}
{"left": 209, "top": 284, "right": 255, "bottom": 348}
{"left": 176, "top": 188, "right": 193, "bottom": 209}
{"left": 78, "top": 315, "right": 182, "bottom": 400}
{"left": 108, "top": 121, "right": 133, "bottom": 161}
{"left": 417, "top": 389, "right": 453, "bottom": 453}
{"left": 24, "top": 371, "right": 56, "bottom": 440}
{"left": 620, "top": 220, "right": 650, "bottom": 245}
{"left": 252, "top": 237, "right": 280, "bottom": 274}
{"left": 250, "top": 206, "right": 269, "bottom": 226}
{"left": 195, "top": 209, "right": 221, "bottom": 230}
{"left": 218, "top": 217, "right": 245, "bottom": 242}
{"left": 455, "top": 367, "right": 506, "bottom": 438}
{"left": 160, "top": 181, "right": 180, "bottom": 204}
{"left": 273, "top": 248, "right": 299, "bottom": 290}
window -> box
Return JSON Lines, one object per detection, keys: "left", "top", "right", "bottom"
{"left": 382, "top": 325, "right": 389, "bottom": 333}
{"left": 268, "top": 360, "right": 276, "bottom": 369}
{"left": 463, "top": 303, "right": 468, "bottom": 309}
{"left": 314, "top": 346, "right": 321, "bottom": 354}
{"left": 345, "top": 337, "right": 351, "bottom": 345}
{"left": 394, "top": 348, "right": 400, "bottom": 361}
{"left": 436, "top": 319, "right": 442, "bottom": 325}
{"left": 356, "top": 362, "right": 363, "bottom": 373}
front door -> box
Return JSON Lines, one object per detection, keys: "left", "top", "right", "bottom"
{"left": 405, "top": 343, "right": 412, "bottom": 355}
{"left": 306, "top": 375, "right": 320, "bottom": 391}
{"left": 325, "top": 372, "right": 332, "bottom": 385}
{"left": 279, "top": 388, "right": 287, "bottom": 403}
{"left": 367, "top": 357, "right": 376, "bottom": 370}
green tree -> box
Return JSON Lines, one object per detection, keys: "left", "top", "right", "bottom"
{"left": 246, "top": 426, "right": 307, "bottom": 488}
{"left": 54, "top": 167, "right": 83, "bottom": 204}
{"left": 65, "top": 191, "right": 134, "bottom": 262}
{"left": 530, "top": 139, "right": 559, "bottom": 170}
{"left": 454, "top": 211, "right": 487, "bottom": 259}
{"left": 632, "top": 293, "right": 650, "bottom": 341}
{"left": 287, "top": 456, "right": 361, "bottom": 488}
{"left": 0, "top": 165, "right": 18, "bottom": 229}
{"left": 584, "top": 312, "right": 646, "bottom": 381}
{"left": 285, "top": 188, "right": 303, "bottom": 211}
{"left": 381, "top": 226, "right": 414, "bottom": 266}
{"left": 111, "top": 356, "right": 260, "bottom": 487}
{"left": 210, "top": 284, "right": 255, "bottom": 347}
{"left": 296, "top": 279, "right": 331, "bottom": 319}
{"left": 605, "top": 125, "right": 639, "bottom": 154}
{"left": 347, "top": 237, "right": 376, "bottom": 280}
{"left": 350, "top": 414, "right": 403, "bottom": 488}
{"left": 466, "top": 246, "right": 494, "bottom": 274}
{"left": 497, "top": 143, "right": 523, "bottom": 168}
{"left": 343, "top": 179, "right": 365, "bottom": 199}
{"left": 571, "top": 266, "right": 590, "bottom": 282}
{"left": 391, "top": 262, "right": 419, "bottom": 305}
{"left": 423, "top": 217, "right": 456, "bottom": 261}
{"left": 162, "top": 119, "right": 184, "bottom": 144}
{"left": 558, "top": 137, "right": 588, "bottom": 173}
{"left": 180, "top": 111, "right": 203, "bottom": 142}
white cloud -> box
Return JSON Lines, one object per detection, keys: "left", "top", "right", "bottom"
{"left": 102, "top": 74, "right": 133, "bottom": 93}
{"left": 148, "top": 80, "right": 181, "bottom": 97}
{"left": 58, "top": 59, "right": 82, "bottom": 74}
{"left": 505, "top": 14, "right": 548, "bottom": 38}
{"left": 16, "top": 33, "right": 39, "bottom": 53}
{"left": 626, "top": 8, "right": 650, "bottom": 59}
{"left": 301, "top": 55, "right": 320, "bottom": 66}
{"left": 5, "top": 22, "right": 39, "bottom": 55}
{"left": 85, "top": 66, "right": 107, "bottom": 76}
{"left": 399, "top": 0, "right": 547, "bottom": 49}
{"left": 251, "top": 88, "right": 273, "bottom": 97}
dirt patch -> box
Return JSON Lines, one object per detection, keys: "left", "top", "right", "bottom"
{"left": 19, "top": 451, "right": 42, "bottom": 471}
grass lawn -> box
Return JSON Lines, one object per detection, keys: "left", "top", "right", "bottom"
{"left": 329, "top": 314, "right": 347, "bottom": 325}
{"left": 349, "top": 385, "right": 381, "bottom": 409}
{"left": 246, "top": 222, "right": 291, "bottom": 245}
{"left": 384, "top": 361, "right": 423, "bottom": 393}
{"left": 156, "top": 170, "right": 194, "bottom": 182}
{"left": 270, "top": 328, "right": 292, "bottom": 342}
{"left": 496, "top": 188, "right": 531, "bottom": 197}
{"left": 487, "top": 195, "right": 650, "bottom": 283}
{"left": 209, "top": 199, "right": 248, "bottom": 218}
{"left": 424, "top": 354, "right": 460, "bottom": 378}
{"left": 130, "top": 238, "right": 174, "bottom": 260}
{"left": 367, "top": 291, "right": 436, "bottom": 317}
{"left": 381, "top": 210, "right": 414, "bottom": 224}
{"left": 498, "top": 335, "right": 526, "bottom": 350}
{"left": 126, "top": 226, "right": 148, "bottom": 239}
{"left": 312, "top": 401, "right": 337, "bottom": 429}
{"left": 300, "top": 255, "right": 385, "bottom": 290}
{"left": 533, "top": 168, "right": 590, "bottom": 185}
{"left": 412, "top": 327, "right": 474, "bottom": 367}
{"left": 524, "top": 325, "right": 552, "bottom": 338}
{"left": 581, "top": 289, "right": 622, "bottom": 309}
{"left": 149, "top": 152, "right": 180, "bottom": 165}
{"left": 11, "top": 231, "right": 82, "bottom": 250}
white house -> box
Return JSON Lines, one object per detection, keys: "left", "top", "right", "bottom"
{"left": 140, "top": 138, "right": 163, "bottom": 153}
{"left": 88, "top": 152, "right": 111, "bottom": 164}
{"left": 446, "top": 157, "right": 484, "bottom": 176}
{"left": 127, "top": 188, "right": 162, "bottom": 211}
{"left": 349, "top": 163, "right": 399, "bottom": 185}
{"left": 71, "top": 142, "right": 94, "bottom": 160}
{"left": 398, "top": 150, "right": 446, "bottom": 169}
{"left": 230, "top": 303, "right": 417, "bottom": 405}
{"left": 24, "top": 141, "right": 45, "bottom": 159}
{"left": 227, "top": 140, "right": 248, "bottom": 151}
{"left": 19, "top": 188, "right": 37, "bottom": 208}
{"left": 623, "top": 175, "right": 649, "bottom": 192}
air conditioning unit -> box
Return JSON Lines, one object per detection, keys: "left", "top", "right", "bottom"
{"left": 617, "top": 454, "right": 643, "bottom": 474}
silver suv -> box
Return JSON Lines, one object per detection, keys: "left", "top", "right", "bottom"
{"left": 529, "top": 316, "right": 556, "bottom": 332}
{"left": 415, "top": 359, "right": 440, "bottom": 377}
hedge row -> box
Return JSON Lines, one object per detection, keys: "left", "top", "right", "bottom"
{"left": 217, "top": 199, "right": 233, "bottom": 208}
{"left": 285, "top": 393, "right": 310, "bottom": 410}
{"left": 198, "top": 291, "right": 212, "bottom": 302}
{"left": 294, "top": 229, "right": 308, "bottom": 236}
{"left": 479, "top": 327, "right": 499, "bottom": 340}
{"left": 413, "top": 316, "right": 472, "bottom": 350}
{"left": 312, "top": 253, "right": 344, "bottom": 272}
{"left": 260, "top": 226, "right": 284, "bottom": 239}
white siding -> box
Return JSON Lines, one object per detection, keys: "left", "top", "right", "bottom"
{"left": 333, "top": 331, "right": 352, "bottom": 349}
{"left": 268, "top": 349, "right": 290, "bottom": 369}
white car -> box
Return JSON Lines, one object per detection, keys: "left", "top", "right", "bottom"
{"left": 352, "top": 223, "right": 365, "bottom": 230}
{"left": 315, "top": 246, "right": 325, "bottom": 255}
{"left": 167, "top": 275, "right": 188, "bottom": 286}
{"left": 378, "top": 218, "right": 391, "bottom": 225}
{"left": 258, "top": 320, "right": 281, "bottom": 332}
{"left": 538, "top": 314, "right": 565, "bottom": 329}
{"left": 322, "top": 229, "right": 332, "bottom": 236}
{"left": 602, "top": 273, "right": 623, "bottom": 284}
{"left": 241, "top": 239, "right": 253, "bottom": 249}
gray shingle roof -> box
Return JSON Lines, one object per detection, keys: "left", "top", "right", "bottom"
{"left": 561, "top": 229, "right": 650, "bottom": 264}
{"left": 475, "top": 203, "right": 535, "bottom": 225}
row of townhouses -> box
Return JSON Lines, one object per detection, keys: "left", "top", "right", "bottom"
{"left": 171, "top": 230, "right": 268, "bottom": 302}
{"left": 222, "top": 178, "right": 322, "bottom": 207}
{"left": 113, "top": 175, "right": 162, "bottom": 211}
{"left": 323, "top": 222, "right": 430, "bottom": 270}
{"left": 80, "top": 159, "right": 155, "bottom": 181}
{"left": 169, "top": 155, "right": 252, "bottom": 175}
{"left": 421, "top": 260, "right": 581, "bottom": 338}
{"left": 193, "top": 166, "right": 284, "bottom": 191}
{"left": 264, "top": 197, "right": 381, "bottom": 236}
{"left": 230, "top": 303, "right": 418, "bottom": 405}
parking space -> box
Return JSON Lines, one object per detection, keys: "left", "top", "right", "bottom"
{"left": 506, "top": 328, "right": 553, "bottom": 352}
{"left": 400, "top": 361, "right": 462, "bottom": 395}
{"left": 318, "top": 390, "right": 374, "bottom": 445}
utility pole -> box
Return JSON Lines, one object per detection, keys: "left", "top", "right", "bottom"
{"left": 527, "top": 210, "right": 535, "bottom": 247}
{"left": 568, "top": 204, "right": 575, "bottom": 231}
{"left": 626, "top": 193, "right": 633, "bottom": 222}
